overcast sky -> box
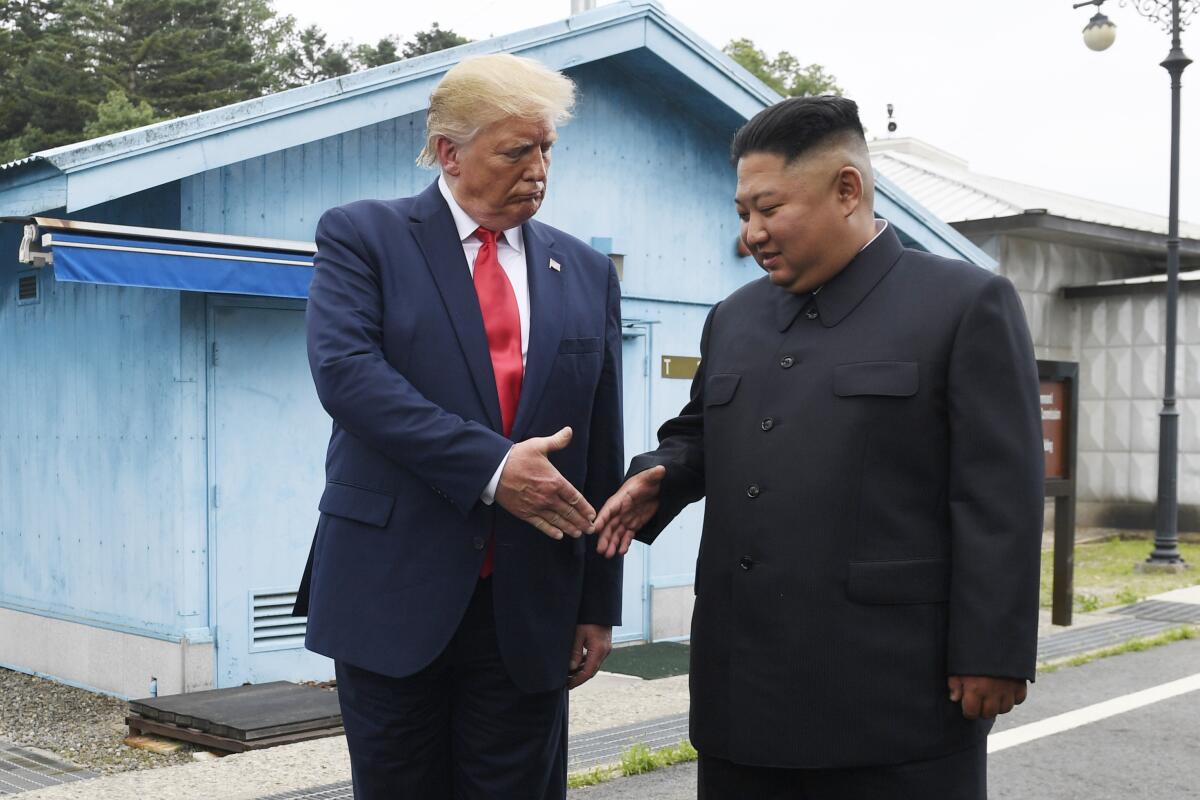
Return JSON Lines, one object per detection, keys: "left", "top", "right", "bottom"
{"left": 273, "top": 0, "right": 1199, "bottom": 222}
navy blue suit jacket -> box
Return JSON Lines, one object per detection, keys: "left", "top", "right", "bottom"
{"left": 299, "top": 181, "right": 624, "bottom": 694}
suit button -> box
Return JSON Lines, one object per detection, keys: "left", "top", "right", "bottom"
{"left": 780, "top": 356, "right": 795, "bottom": 369}
{"left": 761, "top": 418, "right": 774, "bottom": 431}
{"left": 473, "top": 536, "right": 486, "bottom": 550}
{"left": 739, "top": 556, "right": 755, "bottom": 570}
{"left": 805, "top": 308, "right": 819, "bottom": 320}
{"left": 746, "top": 484, "right": 761, "bottom": 498}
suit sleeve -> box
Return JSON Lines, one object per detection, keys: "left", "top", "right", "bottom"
{"left": 578, "top": 260, "right": 625, "bottom": 625}
{"left": 306, "top": 206, "right": 512, "bottom": 517}
{"left": 945, "top": 274, "right": 1044, "bottom": 682}
{"left": 629, "top": 303, "right": 716, "bottom": 545}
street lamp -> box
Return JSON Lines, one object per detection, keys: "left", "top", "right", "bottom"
{"left": 1073, "top": 0, "right": 1197, "bottom": 571}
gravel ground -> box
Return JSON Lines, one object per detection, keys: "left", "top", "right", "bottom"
{"left": 0, "top": 668, "right": 199, "bottom": 774}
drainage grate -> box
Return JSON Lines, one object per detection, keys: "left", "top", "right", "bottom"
{"left": 251, "top": 589, "right": 306, "bottom": 651}
{"left": 0, "top": 741, "right": 96, "bottom": 795}
{"left": 255, "top": 781, "right": 352, "bottom": 800}
{"left": 1036, "top": 617, "right": 1177, "bottom": 661}
{"left": 1111, "top": 600, "right": 1200, "bottom": 624}
{"left": 568, "top": 712, "right": 690, "bottom": 772}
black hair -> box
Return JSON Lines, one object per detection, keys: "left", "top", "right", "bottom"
{"left": 730, "top": 95, "right": 865, "bottom": 166}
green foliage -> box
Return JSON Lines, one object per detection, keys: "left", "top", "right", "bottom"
{"left": 0, "top": 2, "right": 471, "bottom": 162}
{"left": 619, "top": 743, "right": 658, "bottom": 776}
{"left": 723, "top": 38, "right": 842, "bottom": 98}
{"left": 402, "top": 22, "right": 469, "bottom": 58}
{"left": 1039, "top": 537, "right": 1200, "bottom": 611}
{"left": 83, "top": 90, "right": 159, "bottom": 138}
{"left": 566, "top": 766, "right": 613, "bottom": 788}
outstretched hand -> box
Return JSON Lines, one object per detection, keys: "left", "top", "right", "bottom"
{"left": 592, "top": 466, "right": 667, "bottom": 558}
{"left": 495, "top": 427, "right": 596, "bottom": 540}
{"left": 948, "top": 675, "right": 1028, "bottom": 719}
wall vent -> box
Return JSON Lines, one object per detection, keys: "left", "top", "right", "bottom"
{"left": 250, "top": 589, "right": 306, "bottom": 651}
{"left": 17, "top": 271, "right": 39, "bottom": 305}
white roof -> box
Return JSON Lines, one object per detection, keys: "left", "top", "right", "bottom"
{"left": 868, "top": 138, "right": 1200, "bottom": 240}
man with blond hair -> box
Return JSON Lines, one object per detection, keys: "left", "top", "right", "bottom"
{"left": 296, "top": 53, "right": 624, "bottom": 799}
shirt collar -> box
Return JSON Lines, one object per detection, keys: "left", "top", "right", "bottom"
{"left": 438, "top": 173, "right": 525, "bottom": 254}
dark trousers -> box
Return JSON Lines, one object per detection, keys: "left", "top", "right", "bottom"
{"left": 335, "top": 578, "right": 568, "bottom": 800}
{"left": 698, "top": 742, "right": 986, "bottom": 800}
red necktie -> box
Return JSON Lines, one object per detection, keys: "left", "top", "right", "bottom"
{"left": 473, "top": 227, "right": 523, "bottom": 577}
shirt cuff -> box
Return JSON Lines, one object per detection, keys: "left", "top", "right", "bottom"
{"left": 481, "top": 447, "right": 513, "bottom": 506}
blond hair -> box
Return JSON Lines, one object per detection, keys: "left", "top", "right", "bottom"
{"left": 416, "top": 54, "right": 576, "bottom": 168}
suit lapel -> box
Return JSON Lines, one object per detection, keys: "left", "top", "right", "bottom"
{"left": 408, "top": 182, "right": 504, "bottom": 433}
{"left": 511, "top": 220, "right": 564, "bottom": 441}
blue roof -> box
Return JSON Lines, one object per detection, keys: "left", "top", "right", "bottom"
{"left": 0, "top": 0, "right": 993, "bottom": 268}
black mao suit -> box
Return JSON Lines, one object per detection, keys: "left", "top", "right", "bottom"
{"left": 631, "top": 225, "right": 1044, "bottom": 772}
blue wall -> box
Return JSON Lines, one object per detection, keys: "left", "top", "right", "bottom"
{"left": 0, "top": 184, "right": 212, "bottom": 641}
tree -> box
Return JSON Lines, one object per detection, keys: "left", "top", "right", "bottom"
{"left": 83, "top": 89, "right": 159, "bottom": 138}
{"left": 401, "top": 22, "right": 469, "bottom": 59}
{"left": 723, "top": 38, "right": 842, "bottom": 98}
{"left": 354, "top": 36, "right": 401, "bottom": 69}
{"left": 278, "top": 24, "right": 355, "bottom": 86}
{"left": 0, "top": 1, "right": 106, "bottom": 160}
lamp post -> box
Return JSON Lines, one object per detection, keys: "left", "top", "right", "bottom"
{"left": 1073, "top": 0, "right": 1197, "bottom": 570}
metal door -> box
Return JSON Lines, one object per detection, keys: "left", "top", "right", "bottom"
{"left": 614, "top": 323, "right": 652, "bottom": 643}
{"left": 209, "top": 300, "right": 333, "bottom": 686}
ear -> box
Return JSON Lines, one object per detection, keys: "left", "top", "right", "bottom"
{"left": 436, "top": 136, "right": 462, "bottom": 177}
{"left": 836, "top": 166, "right": 864, "bottom": 217}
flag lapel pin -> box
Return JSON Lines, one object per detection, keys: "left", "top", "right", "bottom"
{"left": 549, "top": 258, "right": 562, "bottom": 272}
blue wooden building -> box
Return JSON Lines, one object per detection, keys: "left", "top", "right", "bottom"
{"left": 0, "top": 0, "right": 992, "bottom": 698}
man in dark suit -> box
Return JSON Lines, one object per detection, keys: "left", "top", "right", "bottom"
{"left": 594, "top": 96, "right": 1043, "bottom": 799}
{"left": 297, "top": 54, "right": 624, "bottom": 799}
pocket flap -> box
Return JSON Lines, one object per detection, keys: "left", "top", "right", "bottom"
{"left": 846, "top": 558, "right": 949, "bottom": 604}
{"left": 833, "top": 361, "right": 918, "bottom": 397}
{"left": 558, "top": 337, "right": 601, "bottom": 354}
{"left": 319, "top": 481, "right": 396, "bottom": 527}
{"left": 705, "top": 373, "right": 741, "bottom": 406}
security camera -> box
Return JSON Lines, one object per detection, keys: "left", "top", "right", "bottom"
{"left": 886, "top": 103, "right": 897, "bottom": 134}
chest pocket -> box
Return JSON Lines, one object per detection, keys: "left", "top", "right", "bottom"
{"left": 833, "top": 361, "right": 918, "bottom": 397}
{"left": 704, "top": 373, "right": 741, "bottom": 406}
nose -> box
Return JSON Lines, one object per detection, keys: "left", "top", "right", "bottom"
{"left": 743, "top": 216, "right": 768, "bottom": 248}
{"left": 525, "top": 150, "right": 548, "bottom": 184}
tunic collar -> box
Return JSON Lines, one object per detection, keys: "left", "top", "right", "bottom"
{"left": 775, "top": 222, "right": 905, "bottom": 332}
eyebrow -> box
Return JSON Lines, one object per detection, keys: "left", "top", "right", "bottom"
{"left": 734, "top": 189, "right": 779, "bottom": 206}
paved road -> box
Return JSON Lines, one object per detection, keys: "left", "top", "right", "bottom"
{"left": 570, "top": 637, "right": 1200, "bottom": 799}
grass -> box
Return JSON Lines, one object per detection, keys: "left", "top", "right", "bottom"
{"left": 1038, "top": 626, "right": 1197, "bottom": 673}
{"left": 1040, "top": 536, "right": 1200, "bottom": 612}
{"left": 566, "top": 740, "right": 699, "bottom": 789}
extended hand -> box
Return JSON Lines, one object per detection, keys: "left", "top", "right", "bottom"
{"left": 948, "top": 675, "right": 1028, "bottom": 719}
{"left": 592, "top": 466, "right": 667, "bottom": 558}
{"left": 567, "top": 624, "right": 612, "bottom": 690}
{"left": 495, "top": 427, "right": 596, "bottom": 540}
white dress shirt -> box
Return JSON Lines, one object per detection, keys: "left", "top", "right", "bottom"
{"left": 437, "top": 175, "right": 528, "bottom": 506}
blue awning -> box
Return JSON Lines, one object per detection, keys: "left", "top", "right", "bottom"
{"left": 43, "top": 231, "right": 315, "bottom": 298}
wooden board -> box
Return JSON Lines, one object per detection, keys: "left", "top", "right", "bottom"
{"left": 126, "top": 715, "right": 344, "bottom": 754}
{"left": 129, "top": 682, "right": 341, "bottom": 741}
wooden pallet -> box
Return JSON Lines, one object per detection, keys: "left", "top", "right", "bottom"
{"left": 126, "top": 681, "right": 343, "bottom": 753}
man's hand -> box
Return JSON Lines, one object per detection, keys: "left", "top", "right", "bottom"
{"left": 948, "top": 675, "right": 1028, "bottom": 719}
{"left": 495, "top": 427, "right": 596, "bottom": 540}
{"left": 567, "top": 624, "right": 612, "bottom": 690}
{"left": 592, "top": 466, "right": 667, "bottom": 558}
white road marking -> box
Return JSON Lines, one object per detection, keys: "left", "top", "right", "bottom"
{"left": 988, "top": 672, "right": 1200, "bottom": 753}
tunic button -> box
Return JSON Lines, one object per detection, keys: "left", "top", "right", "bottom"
{"left": 780, "top": 356, "right": 795, "bottom": 369}
{"left": 746, "top": 484, "right": 761, "bottom": 498}
{"left": 761, "top": 418, "right": 774, "bottom": 431}
{"left": 739, "top": 556, "right": 755, "bottom": 571}
{"left": 473, "top": 536, "right": 486, "bottom": 551}
{"left": 805, "top": 308, "right": 819, "bottom": 320}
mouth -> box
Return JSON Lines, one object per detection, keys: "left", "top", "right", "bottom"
{"left": 758, "top": 251, "right": 781, "bottom": 269}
